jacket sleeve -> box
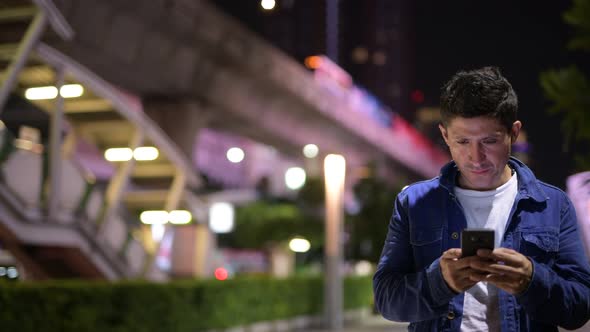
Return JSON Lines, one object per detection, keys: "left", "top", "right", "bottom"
{"left": 516, "top": 197, "right": 590, "bottom": 330}
{"left": 373, "top": 192, "right": 457, "bottom": 322}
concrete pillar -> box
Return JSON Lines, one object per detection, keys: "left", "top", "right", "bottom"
{"left": 47, "top": 67, "right": 64, "bottom": 220}
{"left": 170, "top": 223, "right": 214, "bottom": 278}
{"left": 269, "top": 244, "right": 294, "bottom": 278}
{"left": 143, "top": 101, "right": 211, "bottom": 163}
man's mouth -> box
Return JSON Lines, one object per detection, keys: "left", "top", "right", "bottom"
{"left": 469, "top": 168, "right": 490, "bottom": 175}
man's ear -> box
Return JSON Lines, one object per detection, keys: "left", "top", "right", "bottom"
{"left": 439, "top": 123, "right": 449, "bottom": 145}
{"left": 511, "top": 121, "right": 522, "bottom": 143}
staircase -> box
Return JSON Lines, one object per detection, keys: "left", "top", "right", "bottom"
{"left": 0, "top": 123, "right": 154, "bottom": 280}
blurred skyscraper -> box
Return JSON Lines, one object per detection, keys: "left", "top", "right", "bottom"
{"left": 212, "top": 0, "right": 416, "bottom": 121}
{"left": 339, "top": 0, "right": 415, "bottom": 122}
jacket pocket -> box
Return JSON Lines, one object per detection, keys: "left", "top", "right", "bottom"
{"left": 410, "top": 227, "right": 443, "bottom": 269}
{"left": 519, "top": 228, "right": 559, "bottom": 266}
{"left": 410, "top": 227, "right": 443, "bottom": 245}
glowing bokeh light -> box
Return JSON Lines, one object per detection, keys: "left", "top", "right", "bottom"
{"left": 289, "top": 237, "right": 311, "bottom": 253}
{"left": 215, "top": 267, "right": 228, "bottom": 280}
{"left": 140, "top": 210, "right": 169, "bottom": 225}
{"left": 133, "top": 146, "right": 159, "bottom": 161}
{"left": 6, "top": 267, "right": 18, "bottom": 279}
{"left": 260, "top": 0, "right": 275, "bottom": 10}
{"left": 25, "top": 86, "right": 57, "bottom": 100}
{"left": 209, "top": 202, "right": 234, "bottom": 233}
{"left": 304, "top": 55, "right": 322, "bottom": 69}
{"left": 104, "top": 147, "right": 133, "bottom": 162}
{"left": 285, "top": 167, "right": 306, "bottom": 190}
{"left": 226, "top": 147, "right": 245, "bottom": 163}
{"left": 169, "top": 210, "right": 192, "bottom": 225}
{"left": 303, "top": 144, "right": 319, "bottom": 158}
{"left": 24, "top": 84, "right": 84, "bottom": 100}
{"left": 59, "top": 84, "right": 84, "bottom": 98}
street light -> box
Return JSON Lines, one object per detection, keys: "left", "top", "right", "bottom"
{"left": 323, "top": 153, "right": 345, "bottom": 330}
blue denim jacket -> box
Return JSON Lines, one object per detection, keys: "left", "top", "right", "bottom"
{"left": 373, "top": 157, "right": 590, "bottom": 331}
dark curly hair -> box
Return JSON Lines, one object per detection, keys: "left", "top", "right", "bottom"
{"left": 440, "top": 66, "right": 518, "bottom": 132}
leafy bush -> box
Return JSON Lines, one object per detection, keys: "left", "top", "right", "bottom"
{"left": 218, "top": 201, "right": 323, "bottom": 249}
{"left": 0, "top": 276, "right": 372, "bottom": 332}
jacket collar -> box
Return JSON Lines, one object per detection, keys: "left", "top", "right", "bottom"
{"left": 439, "top": 157, "right": 547, "bottom": 203}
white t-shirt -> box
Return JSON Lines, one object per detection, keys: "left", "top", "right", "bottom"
{"left": 455, "top": 172, "right": 518, "bottom": 332}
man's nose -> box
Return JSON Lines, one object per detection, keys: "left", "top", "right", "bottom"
{"left": 469, "top": 143, "right": 485, "bottom": 163}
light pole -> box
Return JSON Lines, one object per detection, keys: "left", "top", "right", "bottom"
{"left": 324, "top": 154, "right": 346, "bottom": 330}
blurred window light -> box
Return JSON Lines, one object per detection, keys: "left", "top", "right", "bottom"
{"left": 25, "top": 86, "right": 57, "bottom": 100}
{"left": 260, "top": 0, "right": 275, "bottom": 10}
{"left": 351, "top": 46, "right": 369, "bottom": 64}
{"left": 6, "top": 267, "right": 18, "bottom": 279}
{"left": 0, "top": 266, "right": 5, "bottom": 276}
{"left": 133, "top": 146, "right": 159, "bottom": 161}
{"left": 209, "top": 202, "right": 234, "bottom": 233}
{"left": 104, "top": 147, "right": 133, "bottom": 162}
{"left": 226, "top": 147, "right": 245, "bottom": 163}
{"left": 169, "top": 210, "right": 192, "bottom": 225}
{"left": 215, "top": 267, "right": 228, "bottom": 280}
{"left": 140, "top": 210, "right": 169, "bottom": 225}
{"left": 303, "top": 144, "right": 319, "bottom": 158}
{"left": 151, "top": 223, "right": 166, "bottom": 242}
{"left": 25, "top": 84, "right": 84, "bottom": 100}
{"left": 285, "top": 167, "right": 306, "bottom": 190}
{"left": 372, "top": 51, "right": 387, "bottom": 66}
{"left": 14, "top": 138, "right": 34, "bottom": 151}
{"left": 59, "top": 84, "right": 84, "bottom": 98}
{"left": 289, "top": 237, "right": 311, "bottom": 253}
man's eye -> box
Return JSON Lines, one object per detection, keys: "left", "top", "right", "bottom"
{"left": 483, "top": 139, "right": 498, "bottom": 144}
{"left": 457, "top": 141, "right": 468, "bottom": 145}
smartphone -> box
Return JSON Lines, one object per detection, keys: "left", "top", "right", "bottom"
{"left": 461, "top": 228, "right": 495, "bottom": 257}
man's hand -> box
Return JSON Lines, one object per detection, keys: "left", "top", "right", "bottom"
{"left": 440, "top": 248, "right": 487, "bottom": 293}
{"left": 469, "top": 248, "right": 533, "bottom": 295}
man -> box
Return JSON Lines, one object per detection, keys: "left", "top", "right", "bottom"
{"left": 373, "top": 66, "right": 590, "bottom": 331}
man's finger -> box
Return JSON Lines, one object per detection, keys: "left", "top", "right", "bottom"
{"left": 468, "top": 270, "right": 490, "bottom": 282}
{"left": 488, "top": 248, "right": 521, "bottom": 262}
{"left": 442, "top": 248, "right": 462, "bottom": 259}
{"left": 486, "top": 263, "right": 522, "bottom": 275}
{"left": 485, "top": 273, "right": 530, "bottom": 294}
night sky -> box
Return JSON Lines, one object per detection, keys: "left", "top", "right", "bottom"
{"left": 414, "top": 0, "right": 586, "bottom": 188}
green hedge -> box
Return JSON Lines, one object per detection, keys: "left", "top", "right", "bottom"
{"left": 0, "top": 276, "right": 372, "bottom": 332}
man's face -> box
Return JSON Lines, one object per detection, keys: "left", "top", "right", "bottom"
{"left": 439, "top": 116, "right": 521, "bottom": 191}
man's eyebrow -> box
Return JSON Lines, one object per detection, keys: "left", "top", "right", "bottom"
{"left": 450, "top": 132, "right": 504, "bottom": 139}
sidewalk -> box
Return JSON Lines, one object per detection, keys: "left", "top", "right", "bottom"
{"left": 303, "top": 314, "right": 408, "bottom": 332}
